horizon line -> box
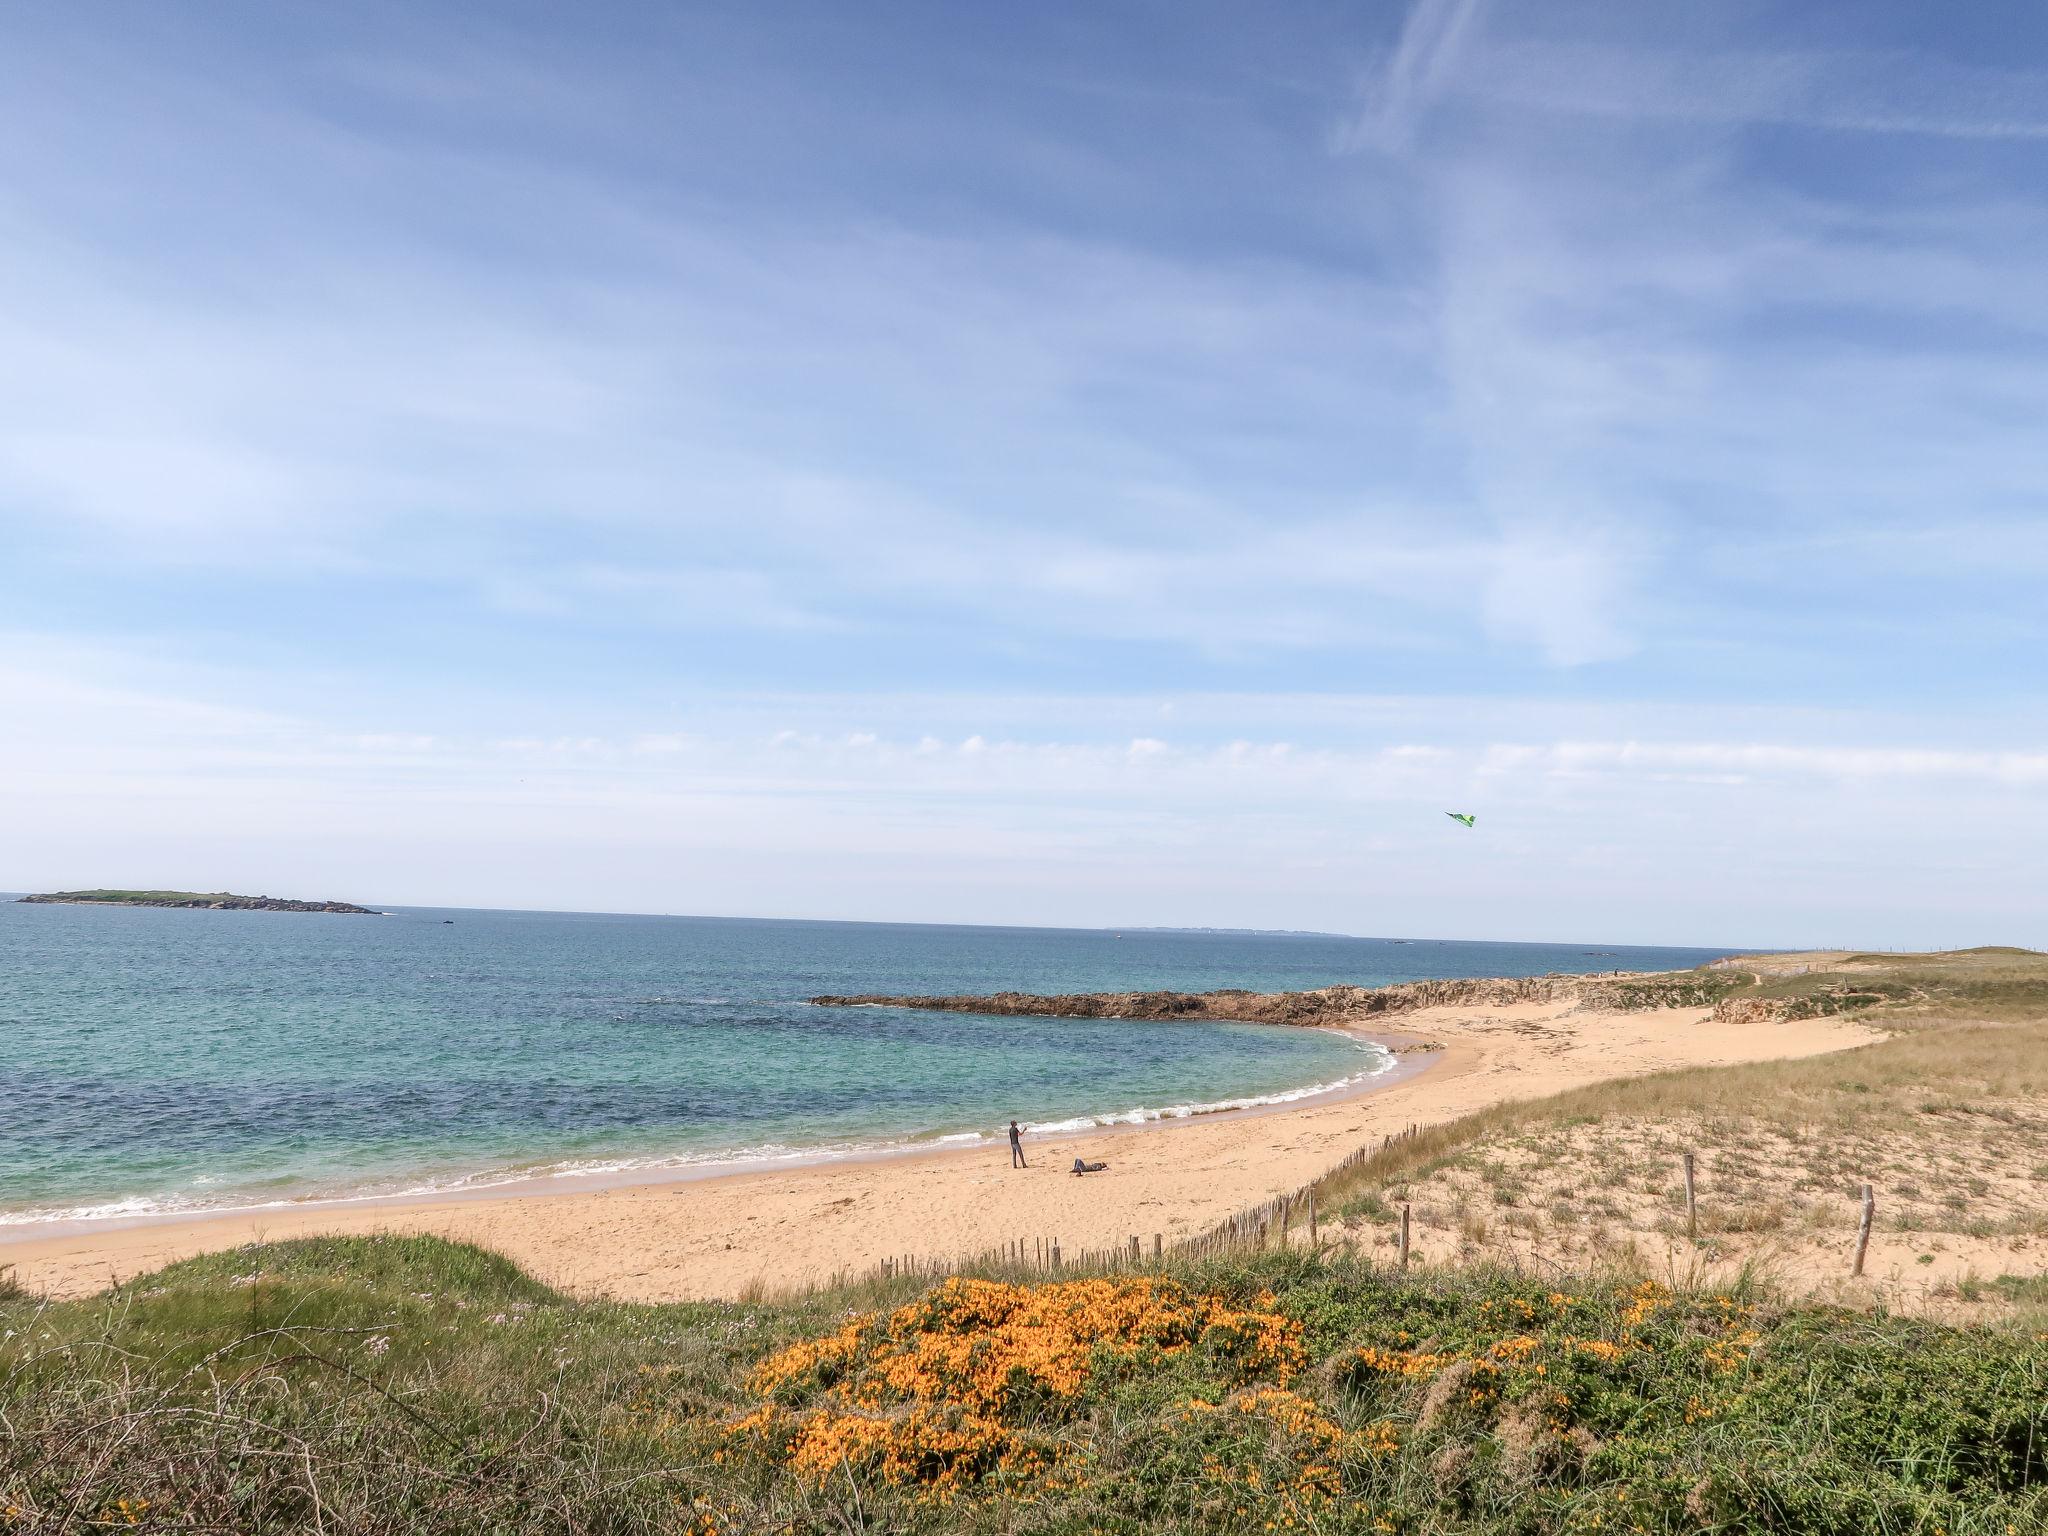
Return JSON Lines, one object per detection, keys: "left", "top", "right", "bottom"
{"left": 0, "top": 889, "right": 1813, "bottom": 954}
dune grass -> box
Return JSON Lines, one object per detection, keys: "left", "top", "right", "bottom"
{"left": 1711, "top": 945, "right": 2048, "bottom": 1023}
{"left": 1309, "top": 951, "right": 2048, "bottom": 1312}
{"left": 2, "top": 1234, "right": 2044, "bottom": 1533}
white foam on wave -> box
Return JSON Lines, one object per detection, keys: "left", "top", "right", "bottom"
{"left": 0, "top": 1139, "right": 893, "bottom": 1226}
{"left": 0, "top": 1194, "right": 170, "bottom": 1226}
{"left": 1025, "top": 1041, "right": 1398, "bottom": 1135}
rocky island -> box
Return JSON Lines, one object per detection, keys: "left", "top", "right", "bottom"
{"left": 18, "top": 889, "right": 380, "bottom": 914}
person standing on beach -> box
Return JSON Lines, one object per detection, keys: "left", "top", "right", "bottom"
{"left": 1008, "top": 1119, "right": 1027, "bottom": 1168}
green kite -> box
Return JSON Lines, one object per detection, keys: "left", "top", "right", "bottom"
{"left": 1445, "top": 812, "right": 1476, "bottom": 828}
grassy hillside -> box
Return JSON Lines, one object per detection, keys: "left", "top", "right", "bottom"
{"left": 2, "top": 1235, "right": 2043, "bottom": 1534}
{"left": 1308, "top": 950, "right": 2048, "bottom": 1316}
{"left": 1724, "top": 946, "right": 2048, "bottom": 1024}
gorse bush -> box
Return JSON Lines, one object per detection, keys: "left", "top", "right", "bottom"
{"left": 723, "top": 1275, "right": 1303, "bottom": 1497}
{"left": 4, "top": 1237, "right": 2044, "bottom": 1534}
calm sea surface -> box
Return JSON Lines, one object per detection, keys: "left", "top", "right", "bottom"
{"left": 0, "top": 902, "right": 1734, "bottom": 1223}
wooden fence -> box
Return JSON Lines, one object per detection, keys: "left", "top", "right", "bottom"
{"left": 810, "top": 1130, "right": 1885, "bottom": 1295}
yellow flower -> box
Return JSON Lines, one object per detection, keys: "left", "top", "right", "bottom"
{"left": 729, "top": 1275, "right": 1303, "bottom": 1491}
{"left": 1349, "top": 1344, "right": 1453, "bottom": 1379}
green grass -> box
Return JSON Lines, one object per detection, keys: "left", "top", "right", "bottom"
{"left": 1981, "top": 1274, "right": 2048, "bottom": 1306}
{"left": 3, "top": 1235, "right": 2043, "bottom": 1534}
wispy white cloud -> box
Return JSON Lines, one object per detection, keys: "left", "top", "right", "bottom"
{"left": 1339, "top": 5, "right": 2048, "bottom": 147}
{"left": 1320, "top": 2, "right": 2048, "bottom": 683}
{"left": 1334, "top": 0, "right": 1483, "bottom": 154}
{"left": 5, "top": 647, "right": 2043, "bottom": 944}
{"left": 9, "top": 1, "right": 2043, "bottom": 683}
{"left": 1470, "top": 43, "right": 2048, "bottom": 140}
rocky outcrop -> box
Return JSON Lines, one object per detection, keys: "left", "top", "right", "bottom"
{"left": 19, "top": 891, "right": 379, "bottom": 914}
{"left": 1712, "top": 996, "right": 1787, "bottom": 1025}
{"left": 810, "top": 968, "right": 1761, "bottom": 1027}
{"left": 812, "top": 974, "right": 1604, "bottom": 1027}
{"left": 1711, "top": 988, "right": 1893, "bottom": 1025}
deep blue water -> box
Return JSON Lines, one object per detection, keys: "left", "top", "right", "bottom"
{"left": 0, "top": 901, "right": 1733, "bottom": 1222}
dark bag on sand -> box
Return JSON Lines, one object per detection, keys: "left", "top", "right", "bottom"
{"left": 1071, "top": 1158, "right": 1108, "bottom": 1175}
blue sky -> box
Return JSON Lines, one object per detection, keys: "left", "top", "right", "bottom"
{"left": 3, "top": 0, "right": 2046, "bottom": 945}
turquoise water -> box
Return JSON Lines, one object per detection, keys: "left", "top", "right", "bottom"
{"left": 0, "top": 902, "right": 1733, "bottom": 1223}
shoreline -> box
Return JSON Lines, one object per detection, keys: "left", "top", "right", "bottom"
{"left": 0, "top": 1028, "right": 1417, "bottom": 1245}
{"left": 1, "top": 1024, "right": 1417, "bottom": 1241}
{"left": 3, "top": 996, "right": 1880, "bottom": 1301}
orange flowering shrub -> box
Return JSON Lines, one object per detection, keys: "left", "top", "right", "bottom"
{"left": 1201, "top": 1386, "right": 1399, "bottom": 1512}
{"left": 1349, "top": 1343, "right": 1457, "bottom": 1380}
{"left": 1233, "top": 1387, "right": 1346, "bottom": 1450}
{"left": 727, "top": 1276, "right": 1305, "bottom": 1494}
{"left": 1617, "top": 1279, "right": 1670, "bottom": 1334}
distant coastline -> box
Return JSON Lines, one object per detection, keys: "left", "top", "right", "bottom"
{"left": 1113, "top": 926, "right": 1359, "bottom": 939}
{"left": 17, "top": 889, "right": 379, "bottom": 915}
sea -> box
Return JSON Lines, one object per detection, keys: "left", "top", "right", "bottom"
{"left": 0, "top": 901, "right": 1735, "bottom": 1226}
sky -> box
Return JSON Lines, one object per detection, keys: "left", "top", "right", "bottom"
{"left": 3, "top": 0, "right": 2045, "bottom": 947}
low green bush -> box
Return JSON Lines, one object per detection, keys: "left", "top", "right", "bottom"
{"left": 4, "top": 1237, "right": 2043, "bottom": 1533}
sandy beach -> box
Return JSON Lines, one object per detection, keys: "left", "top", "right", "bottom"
{"left": 5, "top": 996, "right": 1879, "bottom": 1300}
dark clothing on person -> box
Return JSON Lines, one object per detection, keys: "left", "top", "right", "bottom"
{"left": 1071, "top": 1158, "right": 1107, "bottom": 1175}
{"left": 1009, "top": 1121, "right": 1026, "bottom": 1168}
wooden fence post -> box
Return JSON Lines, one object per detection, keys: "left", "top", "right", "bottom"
{"left": 1683, "top": 1151, "right": 1698, "bottom": 1242}
{"left": 1153, "top": 1233, "right": 1163, "bottom": 1262}
{"left": 1307, "top": 1191, "right": 1319, "bottom": 1248}
{"left": 1399, "top": 1203, "right": 1412, "bottom": 1270}
{"left": 1853, "top": 1185, "right": 1875, "bottom": 1277}
{"left": 1051, "top": 1241, "right": 1062, "bottom": 1272}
